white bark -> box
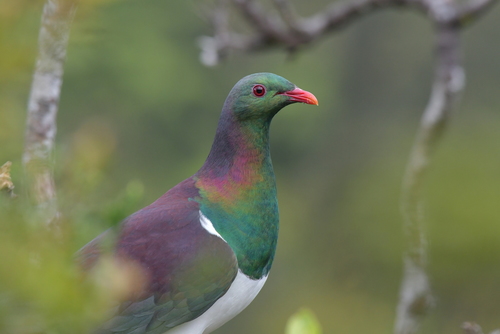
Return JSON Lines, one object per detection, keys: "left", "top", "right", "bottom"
{"left": 23, "top": 0, "right": 77, "bottom": 228}
{"left": 395, "top": 26, "right": 464, "bottom": 334}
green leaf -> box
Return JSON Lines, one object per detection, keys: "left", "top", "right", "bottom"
{"left": 285, "top": 308, "right": 323, "bottom": 334}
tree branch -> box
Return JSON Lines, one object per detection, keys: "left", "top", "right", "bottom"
{"left": 199, "top": 0, "right": 497, "bottom": 65}
{"left": 271, "top": 0, "right": 302, "bottom": 32}
{"left": 302, "top": 0, "right": 427, "bottom": 36}
{"left": 23, "top": 0, "right": 77, "bottom": 228}
{"left": 395, "top": 24, "right": 463, "bottom": 334}
{"left": 233, "top": 0, "right": 286, "bottom": 39}
{"left": 463, "top": 322, "right": 485, "bottom": 334}
{"left": 450, "top": 0, "right": 499, "bottom": 27}
{"left": 462, "top": 322, "right": 500, "bottom": 334}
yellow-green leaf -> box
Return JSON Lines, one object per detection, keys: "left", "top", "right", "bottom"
{"left": 285, "top": 308, "right": 323, "bottom": 334}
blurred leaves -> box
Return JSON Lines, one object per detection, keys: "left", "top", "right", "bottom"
{"left": 0, "top": 93, "right": 143, "bottom": 333}
{"left": 285, "top": 308, "right": 323, "bottom": 334}
{"left": 0, "top": 137, "right": 144, "bottom": 333}
{"left": 0, "top": 201, "right": 111, "bottom": 334}
{"left": 0, "top": 0, "right": 42, "bottom": 85}
{"left": 99, "top": 179, "right": 145, "bottom": 227}
{"left": 0, "top": 0, "right": 122, "bottom": 87}
{"left": 61, "top": 119, "right": 117, "bottom": 194}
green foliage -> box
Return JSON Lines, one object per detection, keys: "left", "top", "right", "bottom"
{"left": 101, "top": 179, "right": 145, "bottom": 226}
{"left": 0, "top": 111, "right": 144, "bottom": 334}
{"left": 285, "top": 308, "right": 323, "bottom": 334}
{"left": 0, "top": 154, "right": 145, "bottom": 334}
{"left": 0, "top": 200, "right": 107, "bottom": 333}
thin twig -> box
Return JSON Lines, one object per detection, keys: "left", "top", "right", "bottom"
{"left": 23, "top": 0, "right": 77, "bottom": 228}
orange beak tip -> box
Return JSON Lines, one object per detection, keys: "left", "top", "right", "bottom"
{"left": 280, "top": 87, "right": 319, "bottom": 106}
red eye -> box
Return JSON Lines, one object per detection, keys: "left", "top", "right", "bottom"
{"left": 252, "top": 85, "right": 266, "bottom": 97}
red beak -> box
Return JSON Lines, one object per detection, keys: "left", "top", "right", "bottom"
{"left": 279, "top": 87, "right": 319, "bottom": 106}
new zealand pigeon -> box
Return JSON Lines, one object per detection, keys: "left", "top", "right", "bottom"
{"left": 78, "top": 73, "right": 318, "bottom": 334}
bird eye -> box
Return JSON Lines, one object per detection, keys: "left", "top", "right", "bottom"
{"left": 252, "top": 85, "right": 266, "bottom": 97}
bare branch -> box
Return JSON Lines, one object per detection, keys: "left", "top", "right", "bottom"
{"left": 450, "top": 0, "right": 499, "bottom": 27}
{"left": 199, "top": 0, "right": 286, "bottom": 66}
{"left": 199, "top": 0, "right": 230, "bottom": 66}
{"left": 23, "top": 0, "right": 77, "bottom": 228}
{"left": 395, "top": 258, "right": 434, "bottom": 334}
{"left": 271, "top": 0, "right": 301, "bottom": 31}
{"left": 200, "top": 0, "right": 498, "bottom": 63}
{"left": 302, "top": 0, "right": 427, "bottom": 36}
{"left": 232, "top": 0, "right": 287, "bottom": 40}
{"left": 463, "top": 322, "right": 485, "bottom": 334}
{"left": 395, "top": 24, "right": 464, "bottom": 334}
{"left": 200, "top": 0, "right": 313, "bottom": 65}
{"left": 462, "top": 323, "right": 500, "bottom": 334}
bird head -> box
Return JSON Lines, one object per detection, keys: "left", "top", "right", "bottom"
{"left": 224, "top": 73, "right": 318, "bottom": 122}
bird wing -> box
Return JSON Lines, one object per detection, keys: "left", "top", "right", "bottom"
{"left": 78, "top": 179, "right": 238, "bottom": 333}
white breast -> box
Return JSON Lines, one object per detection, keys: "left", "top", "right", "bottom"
{"left": 167, "top": 270, "right": 268, "bottom": 334}
{"left": 167, "top": 212, "right": 268, "bottom": 333}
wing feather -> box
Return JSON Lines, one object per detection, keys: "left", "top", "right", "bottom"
{"left": 78, "top": 178, "right": 238, "bottom": 333}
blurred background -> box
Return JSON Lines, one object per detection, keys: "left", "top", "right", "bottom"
{"left": 1, "top": 0, "right": 500, "bottom": 333}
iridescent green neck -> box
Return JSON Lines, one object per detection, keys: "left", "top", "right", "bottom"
{"left": 194, "top": 112, "right": 279, "bottom": 279}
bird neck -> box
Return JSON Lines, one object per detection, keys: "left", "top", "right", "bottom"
{"left": 198, "top": 112, "right": 273, "bottom": 185}
{"left": 194, "top": 112, "right": 279, "bottom": 279}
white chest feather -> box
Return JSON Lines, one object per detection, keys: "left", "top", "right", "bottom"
{"left": 167, "top": 271, "right": 268, "bottom": 334}
{"left": 165, "top": 212, "right": 268, "bottom": 333}
{"left": 199, "top": 212, "right": 226, "bottom": 241}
